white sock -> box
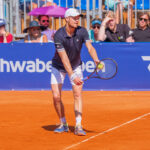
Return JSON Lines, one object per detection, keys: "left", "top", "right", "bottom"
{"left": 60, "top": 117, "right": 66, "bottom": 124}
{"left": 76, "top": 116, "right": 82, "bottom": 126}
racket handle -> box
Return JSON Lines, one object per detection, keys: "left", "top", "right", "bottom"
{"left": 82, "top": 77, "right": 88, "bottom": 81}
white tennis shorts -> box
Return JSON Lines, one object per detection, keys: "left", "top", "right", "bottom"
{"left": 51, "top": 65, "right": 83, "bottom": 85}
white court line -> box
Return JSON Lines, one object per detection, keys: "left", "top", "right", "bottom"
{"left": 64, "top": 112, "right": 150, "bottom": 150}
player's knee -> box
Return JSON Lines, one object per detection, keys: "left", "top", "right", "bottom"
{"left": 74, "top": 92, "right": 81, "bottom": 99}
{"left": 53, "top": 94, "right": 61, "bottom": 103}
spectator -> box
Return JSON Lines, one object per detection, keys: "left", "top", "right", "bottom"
{"left": 104, "top": 0, "right": 134, "bottom": 25}
{"left": 23, "top": 20, "right": 48, "bottom": 43}
{"left": 88, "top": 18, "right": 102, "bottom": 42}
{"left": 132, "top": 12, "right": 150, "bottom": 42}
{"left": 98, "top": 11, "right": 134, "bottom": 42}
{"left": 0, "top": 19, "right": 13, "bottom": 43}
{"left": 38, "top": 15, "right": 56, "bottom": 42}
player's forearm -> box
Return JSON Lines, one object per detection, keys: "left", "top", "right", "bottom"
{"left": 58, "top": 51, "right": 73, "bottom": 77}
{"left": 62, "top": 59, "right": 73, "bottom": 77}
{"left": 88, "top": 47, "right": 99, "bottom": 63}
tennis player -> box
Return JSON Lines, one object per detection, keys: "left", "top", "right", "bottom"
{"left": 51, "top": 8, "right": 100, "bottom": 136}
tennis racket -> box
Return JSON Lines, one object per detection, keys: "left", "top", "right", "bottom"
{"left": 83, "top": 58, "right": 118, "bottom": 81}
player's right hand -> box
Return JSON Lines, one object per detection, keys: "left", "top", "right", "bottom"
{"left": 102, "top": 17, "right": 113, "bottom": 26}
{"left": 73, "top": 77, "right": 83, "bottom": 86}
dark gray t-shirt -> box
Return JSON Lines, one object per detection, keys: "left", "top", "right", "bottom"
{"left": 132, "top": 27, "right": 150, "bottom": 42}
{"left": 52, "top": 26, "right": 90, "bottom": 72}
{"left": 105, "top": 24, "right": 132, "bottom": 42}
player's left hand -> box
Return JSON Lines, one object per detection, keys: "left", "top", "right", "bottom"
{"left": 94, "top": 59, "right": 101, "bottom": 66}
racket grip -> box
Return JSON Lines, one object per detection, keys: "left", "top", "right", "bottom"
{"left": 82, "top": 77, "right": 88, "bottom": 81}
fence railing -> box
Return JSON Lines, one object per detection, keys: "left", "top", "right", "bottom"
{"left": 2, "top": 0, "right": 150, "bottom": 39}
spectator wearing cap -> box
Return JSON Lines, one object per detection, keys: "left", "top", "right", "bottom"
{"left": 88, "top": 18, "right": 102, "bottom": 42}
{"left": 132, "top": 12, "right": 150, "bottom": 42}
{"left": 51, "top": 8, "right": 100, "bottom": 136}
{"left": 98, "top": 11, "right": 134, "bottom": 42}
{"left": 38, "top": 15, "right": 56, "bottom": 42}
{"left": 24, "top": 20, "right": 48, "bottom": 43}
{"left": 0, "top": 19, "right": 13, "bottom": 43}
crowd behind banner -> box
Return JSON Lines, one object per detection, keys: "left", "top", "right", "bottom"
{"left": 1, "top": 4, "right": 150, "bottom": 43}
{"left": 1, "top": 0, "right": 150, "bottom": 40}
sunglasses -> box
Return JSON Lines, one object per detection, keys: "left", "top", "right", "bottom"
{"left": 139, "top": 18, "right": 148, "bottom": 22}
{"left": 93, "top": 26, "right": 100, "bottom": 29}
{"left": 42, "top": 20, "right": 49, "bottom": 23}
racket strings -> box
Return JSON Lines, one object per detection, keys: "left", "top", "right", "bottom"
{"left": 96, "top": 60, "right": 117, "bottom": 79}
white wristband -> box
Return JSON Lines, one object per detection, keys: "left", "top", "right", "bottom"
{"left": 70, "top": 73, "right": 77, "bottom": 83}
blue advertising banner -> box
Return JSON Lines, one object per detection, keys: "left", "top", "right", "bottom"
{"left": 0, "top": 42, "right": 150, "bottom": 90}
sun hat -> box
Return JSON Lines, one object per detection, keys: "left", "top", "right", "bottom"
{"left": 64, "top": 8, "right": 83, "bottom": 18}
{"left": 0, "top": 19, "right": 6, "bottom": 27}
{"left": 23, "top": 20, "right": 45, "bottom": 33}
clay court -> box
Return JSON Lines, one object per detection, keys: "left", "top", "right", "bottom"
{"left": 0, "top": 91, "right": 150, "bottom": 150}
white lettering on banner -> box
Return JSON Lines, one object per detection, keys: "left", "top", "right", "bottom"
{"left": 0, "top": 58, "right": 52, "bottom": 73}
{"left": 0, "top": 58, "right": 95, "bottom": 73}
{"left": 26, "top": 61, "right": 36, "bottom": 72}
{"left": 10, "top": 61, "right": 26, "bottom": 72}
{"left": 141, "top": 56, "right": 150, "bottom": 72}
{"left": 82, "top": 61, "right": 95, "bottom": 72}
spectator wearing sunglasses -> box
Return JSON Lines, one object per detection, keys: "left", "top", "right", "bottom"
{"left": 24, "top": 20, "right": 48, "bottom": 43}
{"left": 132, "top": 12, "right": 150, "bottom": 42}
{"left": 88, "top": 18, "right": 102, "bottom": 42}
{"left": 38, "top": 15, "right": 56, "bottom": 42}
{"left": 98, "top": 11, "right": 134, "bottom": 42}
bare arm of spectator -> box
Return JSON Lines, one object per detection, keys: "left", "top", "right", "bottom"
{"left": 3, "top": 34, "right": 7, "bottom": 43}
{"left": 98, "top": 16, "right": 112, "bottom": 41}
{"left": 24, "top": 35, "right": 28, "bottom": 43}
{"left": 43, "top": 34, "right": 48, "bottom": 43}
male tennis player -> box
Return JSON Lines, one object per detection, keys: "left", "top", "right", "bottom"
{"left": 51, "top": 8, "right": 100, "bottom": 136}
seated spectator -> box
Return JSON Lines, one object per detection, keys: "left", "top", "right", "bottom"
{"left": 88, "top": 18, "right": 102, "bottom": 42}
{"left": 23, "top": 20, "right": 48, "bottom": 43}
{"left": 132, "top": 12, "right": 150, "bottom": 42}
{"left": 0, "top": 19, "right": 13, "bottom": 43}
{"left": 38, "top": 15, "right": 56, "bottom": 42}
{"left": 104, "top": 0, "right": 134, "bottom": 25}
{"left": 98, "top": 11, "right": 134, "bottom": 42}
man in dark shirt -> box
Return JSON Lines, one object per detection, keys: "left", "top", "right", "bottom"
{"left": 132, "top": 12, "right": 150, "bottom": 42}
{"left": 51, "top": 8, "right": 100, "bottom": 136}
{"left": 98, "top": 11, "right": 134, "bottom": 42}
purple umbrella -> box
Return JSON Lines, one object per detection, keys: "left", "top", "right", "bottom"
{"left": 28, "top": 5, "right": 68, "bottom": 18}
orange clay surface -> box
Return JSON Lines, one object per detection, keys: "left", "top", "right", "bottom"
{"left": 0, "top": 91, "right": 150, "bottom": 150}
